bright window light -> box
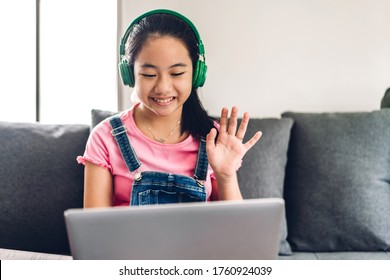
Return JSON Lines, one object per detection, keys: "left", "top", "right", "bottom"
{"left": 40, "top": 0, "right": 117, "bottom": 124}
{"left": 0, "top": 1, "right": 36, "bottom": 123}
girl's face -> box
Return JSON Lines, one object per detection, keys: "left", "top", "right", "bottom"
{"left": 133, "top": 36, "right": 193, "bottom": 119}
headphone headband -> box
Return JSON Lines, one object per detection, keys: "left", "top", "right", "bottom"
{"left": 119, "top": 9, "right": 207, "bottom": 88}
{"left": 119, "top": 9, "right": 205, "bottom": 57}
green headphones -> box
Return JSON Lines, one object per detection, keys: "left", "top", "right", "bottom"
{"left": 118, "top": 9, "right": 207, "bottom": 89}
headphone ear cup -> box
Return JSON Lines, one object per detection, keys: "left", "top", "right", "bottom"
{"left": 192, "top": 60, "right": 200, "bottom": 89}
{"left": 193, "top": 60, "right": 207, "bottom": 88}
{"left": 127, "top": 65, "right": 135, "bottom": 87}
{"left": 193, "top": 60, "right": 207, "bottom": 89}
{"left": 119, "top": 60, "right": 135, "bottom": 87}
{"left": 198, "top": 61, "right": 207, "bottom": 88}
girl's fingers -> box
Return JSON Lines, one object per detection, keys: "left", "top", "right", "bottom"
{"left": 218, "top": 106, "right": 261, "bottom": 148}
{"left": 227, "top": 106, "right": 239, "bottom": 135}
{"left": 206, "top": 128, "right": 217, "bottom": 149}
{"left": 243, "top": 131, "right": 262, "bottom": 150}
{"left": 219, "top": 107, "right": 229, "bottom": 134}
{"left": 236, "top": 111, "right": 249, "bottom": 141}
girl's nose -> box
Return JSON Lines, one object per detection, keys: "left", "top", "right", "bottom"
{"left": 155, "top": 74, "right": 173, "bottom": 94}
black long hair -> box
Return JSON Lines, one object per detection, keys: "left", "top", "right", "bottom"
{"left": 125, "top": 13, "right": 216, "bottom": 139}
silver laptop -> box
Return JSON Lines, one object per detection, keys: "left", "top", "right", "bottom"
{"left": 64, "top": 198, "right": 284, "bottom": 260}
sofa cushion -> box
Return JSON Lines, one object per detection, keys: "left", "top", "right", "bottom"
{"left": 279, "top": 251, "right": 390, "bottom": 260}
{"left": 282, "top": 110, "right": 390, "bottom": 252}
{"left": 92, "top": 109, "right": 294, "bottom": 255}
{"left": 237, "top": 118, "right": 293, "bottom": 255}
{"left": 91, "top": 109, "right": 116, "bottom": 128}
{"left": 381, "top": 88, "right": 390, "bottom": 108}
{"left": 0, "top": 121, "right": 90, "bottom": 255}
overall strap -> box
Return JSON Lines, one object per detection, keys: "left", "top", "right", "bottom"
{"left": 193, "top": 137, "right": 208, "bottom": 181}
{"left": 109, "top": 115, "right": 141, "bottom": 172}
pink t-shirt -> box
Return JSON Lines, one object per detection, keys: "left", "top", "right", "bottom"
{"left": 77, "top": 105, "right": 216, "bottom": 206}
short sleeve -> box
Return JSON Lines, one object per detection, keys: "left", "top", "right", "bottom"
{"left": 76, "top": 120, "right": 113, "bottom": 172}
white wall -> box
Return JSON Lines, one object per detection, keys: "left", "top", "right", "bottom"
{"left": 118, "top": 0, "right": 390, "bottom": 118}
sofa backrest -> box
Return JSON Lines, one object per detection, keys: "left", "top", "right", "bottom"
{"left": 0, "top": 121, "right": 90, "bottom": 255}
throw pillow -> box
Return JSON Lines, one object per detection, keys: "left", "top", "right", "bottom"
{"left": 237, "top": 118, "right": 294, "bottom": 255}
{"left": 282, "top": 110, "right": 390, "bottom": 252}
{"left": 91, "top": 109, "right": 117, "bottom": 128}
{"left": 381, "top": 87, "right": 390, "bottom": 108}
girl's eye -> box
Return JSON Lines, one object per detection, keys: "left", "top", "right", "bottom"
{"left": 171, "top": 72, "right": 185, "bottom": 77}
{"left": 141, "top": 73, "right": 156, "bottom": 78}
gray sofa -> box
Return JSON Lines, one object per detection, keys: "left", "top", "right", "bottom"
{"left": 1, "top": 95, "right": 389, "bottom": 260}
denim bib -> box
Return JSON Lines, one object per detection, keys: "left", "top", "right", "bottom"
{"left": 109, "top": 115, "right": 207, "bottom": 206}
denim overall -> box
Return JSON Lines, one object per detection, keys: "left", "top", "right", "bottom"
{"left": 109, "top": 115, "right": 208, "bottom": 206}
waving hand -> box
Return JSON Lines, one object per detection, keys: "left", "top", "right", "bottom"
{"left": 206, "top": 106, "right": 262, "bottom": 182}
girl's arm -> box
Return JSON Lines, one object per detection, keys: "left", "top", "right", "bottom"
{"left": 83, "top": 161, "right": 113, "bottom": 208}
{"left": 211, "top": 176, "right": 242, "bottom": 200}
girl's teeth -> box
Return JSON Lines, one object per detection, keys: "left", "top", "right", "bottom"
{"left": 153, "top": 97, "right": 173, "bottom": 103}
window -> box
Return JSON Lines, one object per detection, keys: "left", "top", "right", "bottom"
{"left": 40, "top": 0, "right": 117, "bottom": 124}
{"left": 0, "top": 0, "right": 117, "bottom": 124}
{"left": 0, "top": 1, "right": 36, "bottom": 123}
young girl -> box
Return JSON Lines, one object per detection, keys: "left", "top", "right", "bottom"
{"left": 77, "top": 9, "right": 261, "bottom": 207}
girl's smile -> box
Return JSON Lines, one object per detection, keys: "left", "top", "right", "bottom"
{"left": 150, "top": 96, "right": 176, "bottom": 105}
{"left": 152, "top": 97, "right": 174, "bottom": 103}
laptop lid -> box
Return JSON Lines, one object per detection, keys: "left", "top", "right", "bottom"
{"left": 64, "top": 198, "right": 284, "bottom": 260}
